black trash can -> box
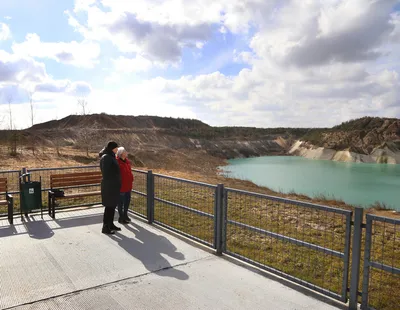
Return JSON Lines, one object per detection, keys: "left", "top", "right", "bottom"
{"left": 20, "top": 181, "right": 42, "bottom": 214}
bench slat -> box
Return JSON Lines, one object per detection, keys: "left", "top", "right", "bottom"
{"left": 50, "top": 171, "right": 102, "bottom": 188}
{"left": 51, "top": 171, "right": 101, "bottom": 179}
{"left": 52, "top": 175, "right": 102, "bottom": 182}
{"left": 52, "top": 178, "right": 102, "bottom": 188}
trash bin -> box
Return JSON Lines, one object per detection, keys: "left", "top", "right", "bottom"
{"left": 20, "top": 181, "right": 42, "bottom": 214}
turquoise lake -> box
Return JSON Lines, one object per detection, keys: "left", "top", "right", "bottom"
{"left": 221, "top": 156, "right": 400, "bottom": 210}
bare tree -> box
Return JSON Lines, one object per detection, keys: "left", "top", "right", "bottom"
{"left": 27, "top": 91, "right": 37, "bottom": 155}
{"left": 7, "top": 94, "right": 13, "bottom": 130}
{"left": 5, "top": 94, "right": 19, "bottom": 156}
{"left": 77, "top": 96, "right": 89, "bottom": 115}
{"left": 54, "top": 134, "right": 61, "bottom": 156}
{"left": 28, "top": 91, "right": 36, "bottom": 127}
{"left": 77, "top": 122, "right": 99, "bottom": 157}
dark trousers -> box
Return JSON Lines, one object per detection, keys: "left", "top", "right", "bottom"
{"left": 118, "top": 192, "right": 131, "bottom": 219}
{"left": 103, "top": 206, "right": 115, "bottom": 227}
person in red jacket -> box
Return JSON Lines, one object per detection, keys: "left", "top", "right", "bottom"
{"left": 116, "top": 147, "right": 134, "bottom": 224}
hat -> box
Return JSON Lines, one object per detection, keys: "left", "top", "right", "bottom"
{"left": 107, "top": 141, "right": 118, "bottom": 150}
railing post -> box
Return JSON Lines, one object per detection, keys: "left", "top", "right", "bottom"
{"left": 19, "top": 168, "right": 25, "bottom": 219}
{"left": 146, "top": 170, "right": 154, "bottom": 224}
{"left": 215, "top": 184, "right": 226, "bottom": 255}
{"left": 349, "top": 207, "right": 364, "bottom": 310}
{"left": 361, "top": 215, "right": 373, "bottom": 310}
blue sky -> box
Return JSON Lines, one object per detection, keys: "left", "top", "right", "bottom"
{"left": 0, "top": 0, "right": 399, "bottom": 129}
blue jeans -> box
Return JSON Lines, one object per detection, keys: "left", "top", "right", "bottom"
{"left": 118, "top": 192, "right": 131, "bottom": 219}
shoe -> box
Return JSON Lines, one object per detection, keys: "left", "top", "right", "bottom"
{"left": 110, "top": 224, "right": 121, "bottom": 231}
{"left": 118, "top": 218, "right": 130, "bottom": 224}
{"left": 125, "top": 216, "right": 131, "bottom": 223}
{"left": 102, "top": 226, "right": 115, "bottom": 235}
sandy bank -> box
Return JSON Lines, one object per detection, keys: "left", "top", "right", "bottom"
{"left": 289, "top": 141, "right": 400, "bottom": 164}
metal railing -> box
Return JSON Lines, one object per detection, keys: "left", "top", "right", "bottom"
{"left": 361, "top": 215, "right": 400, "bottom": 310}
{"left": 152, "top": 173, "right": 215, "bottom": 247}
{"left": 222, "top": 187, "right": 352, "bottom": 302}
{"left": 0, "top": 165, "right": 399, "bottom": 309}
{"left": 130, "top": 169, "right": 148, "bottom": 220}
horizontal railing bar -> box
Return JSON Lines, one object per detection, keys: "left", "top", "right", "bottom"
{"left": 5, "top": 191, "right": 20, "bottom": 195}
{"left": 370, "top": 261, "right": 400, "bottom": 275}
{"left": 226, "top": 188, "right": 352, "bottom": 215}
{"left": 228, "top": 219, "right": 344, "bottom": 258}
{"left": 132, "top": 169, "right": 148, "bottom": 174}
{"left": 0, "top": 170, "right": 21, "bottom": 174}
{"left": 154, "top": 220, "right": 214, "bottom": 248}
{"left": 153, "top": 173, "right": 216, "bottom": 189}
{"left": 28, "top": 165, "right": 98, "bottom": 172}
{"left": 367, "top": 214, "right": 400, "bottom": 225}
{"left": 132, "top": 190, "right": 147, "bottom": 197}
{"left": 226, "top": 251, "right": 344, "bottom": 302}
{"left": 154, "top": 197, "right": 214, "bottom": 219}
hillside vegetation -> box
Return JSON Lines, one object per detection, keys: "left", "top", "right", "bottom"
{"left": 302, "top": 117, "right": 400, "bottom": 153}
{"left": 1, "top": 114, "right": 399, "bottom": 166}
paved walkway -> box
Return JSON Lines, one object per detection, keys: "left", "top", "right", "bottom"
{"left": 0, "top": 208, "right": 341, "bottom": 310}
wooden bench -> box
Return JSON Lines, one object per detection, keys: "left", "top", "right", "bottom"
{"left": 0, "top": 178, "right": 14, "bottom": 225}
{"left": 48, "top": 171, "right": 102, "bottom": 218}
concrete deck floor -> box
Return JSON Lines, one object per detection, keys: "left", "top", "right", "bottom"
{"left": 0, "top": 208, "right": 343, "bottom": 310}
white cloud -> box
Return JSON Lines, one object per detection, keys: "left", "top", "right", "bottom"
{"left": 65, "top": 0, "right": 279, "bottom": 64}
{"left": 73, "top": 0, "right": 96, "bottom": 13}
{"left": 0, "top": 23, "right": 11, "bottom": 40}
{"left": 35, "top": 80, "right": 92, "bottom": 96}
{"left": 0, "top": 49, "right": 93, "bottom": 129}
{"left": 0, "top": 50, "right": 46, "bottom": 84}
{"left": 12, "top": 33, "right": 100, "bottom": 68}
{"left": 113, "top": 56, "right": 157, "bottom": 73}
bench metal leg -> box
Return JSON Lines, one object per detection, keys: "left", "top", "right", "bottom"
{"left": 51, "top": 196, "right": 56, "bottom": 219}
{"left": 48, "top": 192, "right": 52, "bottom": 216}
{"left": 7, "top": 195, "right": 14, "bottom": 225}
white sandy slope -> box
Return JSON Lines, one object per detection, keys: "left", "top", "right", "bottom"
{"left": 289, "top": 141, "right": 400, "bottom": 164}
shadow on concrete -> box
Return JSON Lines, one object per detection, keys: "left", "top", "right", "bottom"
{"left": 55, "top": 214, "right": 103, "bottom": 229}
{"left": 110, "top": 222, "right": 189, "bottom": 281}
{"left": 24, "top": 216, "right": 54, "bottom": 239}
{"left": 0, "top": 216, "right": 55, "bottom": 239}
{"left": 0, "top": 211, "right": 103, "bottom": 239}
{"left": 0, "top": 225, "right": 17, "bottom": 238}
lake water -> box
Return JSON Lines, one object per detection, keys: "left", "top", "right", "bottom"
{"left": 221, "top": 156, "right": 400, "bottom": 210}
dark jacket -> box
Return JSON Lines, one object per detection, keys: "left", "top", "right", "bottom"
{"left": 117, "top": 157, "right": 134, "bottom": 192}
{"left": 99, "top": 147, "right": 121, "bottom": 207}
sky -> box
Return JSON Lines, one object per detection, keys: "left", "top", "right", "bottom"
{"left": 0, "top": 0, "right": 400, "bottom": 129}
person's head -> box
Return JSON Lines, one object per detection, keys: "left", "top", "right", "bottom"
{"left": 117, "top": 146, "right": 128, "bottom": 159}
{"left": 106, "top": 141, "right": 118, "bottom": 154}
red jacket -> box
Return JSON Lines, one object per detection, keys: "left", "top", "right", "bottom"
{"left": 117, "top": 157, "right": 134, "bottom": 192}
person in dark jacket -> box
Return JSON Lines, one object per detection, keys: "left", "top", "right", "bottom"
{"left": 116, "top": 147, "right": 134, "bottom": 224}
{"left": 99, "top": 141, "right": 121, "bottom": 234}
